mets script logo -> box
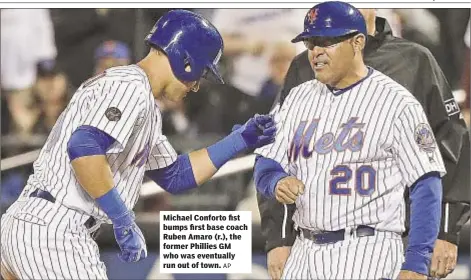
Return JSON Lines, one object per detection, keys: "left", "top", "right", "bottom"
{"left": 307, "top": 8, "right": 319, "bottom": 24}
{"left": 288, "top": 117, "right": 364, "bottom": 162}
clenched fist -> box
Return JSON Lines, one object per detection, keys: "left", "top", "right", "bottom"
{"left": 275, "top": 176, "right": 304, "bottom": 204}
{"left": 429, "top": 239, "right": 458, "bottom": 278}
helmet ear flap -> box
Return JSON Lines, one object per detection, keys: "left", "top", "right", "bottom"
{"left": 183, "top": 56, "right": 192, "bottom": 73}
{"left": 181, "top": 52, "right": 200, "bottom": 80}
{"left": 169, "top": 51, "right": 201, "bottom": 82}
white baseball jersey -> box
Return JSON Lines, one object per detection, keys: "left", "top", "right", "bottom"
{"left": 1, "top": 65, "right": 178, "bottom": 279}
{"left": 22, "top": 64, "right": 178, "bottom": 223}
{"left": 255, "top": 67, "right": 446, "bottom": 233}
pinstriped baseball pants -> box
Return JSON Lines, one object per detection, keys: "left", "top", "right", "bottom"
{"left": 281, "top": 230, "right": 404, "bottom": 280}
{"left": 1, "top": 197, "right": 108, "bottom": 279}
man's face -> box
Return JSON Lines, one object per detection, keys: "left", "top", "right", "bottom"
{"left": 306, "top": 33, "right": 364, "bottom": 87}
{"left": 164, "top": 79, "right": 200, "bottom": 102}
{"left": 36, "top": 73, "right": 68, "bottom": 103}
{"left": 164, "top": 63, "right": 207, "bottom": 102}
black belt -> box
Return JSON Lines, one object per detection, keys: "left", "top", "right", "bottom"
{"left": 299, "top": 225, "right": 375, "bottom": 244}
{"left": 29, "top": 189, "right": 100, "bottom": 239}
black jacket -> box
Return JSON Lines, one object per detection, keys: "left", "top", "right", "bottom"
{"left": 257, "top": 17, "right": 470, "bottom": 252}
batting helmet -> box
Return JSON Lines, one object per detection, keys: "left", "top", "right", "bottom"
{"left": 291, "top": 1, "right": 367, "bottom": 43}
{"left": 145, "top": 10, "right": 224, "bottom": 84}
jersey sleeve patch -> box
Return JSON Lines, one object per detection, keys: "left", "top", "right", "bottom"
{"left": 414, "top": 123, "right": 437, "bottom": 162}
{"left": 105, "top": 107, "right": 122, "bottom": 121}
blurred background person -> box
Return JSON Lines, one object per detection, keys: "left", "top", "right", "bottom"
{"left": 33, "top": 60, "right": 73, "bottom": 136}
{"left": 93, "top": 40, "right": 131, "bottom": 75}
{"left": 427, "top": 9, "right": 470, "bottom": 91}
{"left": 210, "top": 9, "right": 305, "bottom": 123}
{"left": 50, "top": 9, "right": 135, "bottom": 88}
{"left": 1, "top": 9, "right": 57, "bottom": 95}
{"left": 393, "top": 8, "right": 470, "bottom": 91}
{"left": 50, "top": 8, "right": 173, "bottom": 88}
{"left": 257, "top": 41, "right": 297, "bottom": 113}
{"left": 1, "top": 9, "right": 57, "bottom": 143}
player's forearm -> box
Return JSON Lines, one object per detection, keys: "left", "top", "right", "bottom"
{"left": 254, "top": 155, "right": 289, "bottom": 198}
{"left": 190, "top": 129, "right": 250, "bottom": 184}
{"left": 146, "top": 131, "right": 248, "bottom": 192}
{"left": 187, "top": 149, "right": 217, "bottom": 185}
{"left": 402, "top": 172, "right": 443, "bottom": 275}
{"left": 71, "top": 155, "right": 115, "bottom": 198}
{"left": 67, "top": 125, "right": 131, "bottom": 223}
{"left": 67, "top": 125, "right": 116, "bottom": 197}
{"left": 146, "top": 115, "right": 275, "bottom": 193}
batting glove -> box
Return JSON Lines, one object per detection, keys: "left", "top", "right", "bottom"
{"left": 232, "top": 114, "right": 276, "bottom": 150}
{"left": 112, "top": 211, "right": 148, "bottom": 263}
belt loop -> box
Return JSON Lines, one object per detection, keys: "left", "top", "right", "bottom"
{"left": 344, "top": 227, "right": 350, "bottom": 240}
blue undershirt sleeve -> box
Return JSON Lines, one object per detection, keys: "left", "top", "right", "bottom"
{"left": 67, "top": 125, "right": 116, "bottom": 161}
{"left": 253, "top": 155, "right": 289, "bottom": 198}
{"left": 145, "top": 154, "right": 197, "bottom": 194}
{"left": 401, "top": 171, "right": 442, "bottom": 275}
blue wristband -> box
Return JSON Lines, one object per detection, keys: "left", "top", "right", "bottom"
{"left": 402, "top": 251, "right": 430, "bottom": 275}
{"left": 207, "top": 132, "right": 246, "bottom": 169}
{"left": 96, "top": 187, "right": 132, "bottom": 227}
{"left": 254, "top": 156, "right": 289, "bottom": 198}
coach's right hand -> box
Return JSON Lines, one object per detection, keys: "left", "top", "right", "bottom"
{"left": 112, "top": 211, "right": 148, "bottom": 263}
{"left": 275, "top": 176, "right": 304, "bottom": 204}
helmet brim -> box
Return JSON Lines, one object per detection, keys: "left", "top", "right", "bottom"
{"left": 291, "top": 28, "right": 360, "bottom": 43}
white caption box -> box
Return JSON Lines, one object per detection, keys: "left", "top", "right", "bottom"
{"left": 159, "top": 211, "right": 252, "bottom": 274}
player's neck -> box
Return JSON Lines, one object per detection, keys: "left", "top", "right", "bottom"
{"left": 332, "top": 63, "right": 369, "bottom": 89}
{"left": 136, "top": 52, "right": 172, "bottom": 99}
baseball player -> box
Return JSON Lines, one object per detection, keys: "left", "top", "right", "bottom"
{"left": 0, "top": 10, "right": 276, "bottom": 280}
{"left": 254, "top": 2, "right": 446, "bottom": 280}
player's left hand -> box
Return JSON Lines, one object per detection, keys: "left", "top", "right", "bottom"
{"left": 397, "top": 270, "right": 427, "bottom": 280}
{"left": 112, "top": 211, "right": 148, "bottom": 263}
{"left": 232, "top": 114, "right": 276, "bottom": 150}
{"left": 429, "top": 239, "right": 458, "bottom": 278}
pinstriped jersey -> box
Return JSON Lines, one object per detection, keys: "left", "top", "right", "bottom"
{"left": 22, "top": 65, "right": 177, "bottom": 223}
{"left": 255, "top": 67, "right": 446, "bottom": 233}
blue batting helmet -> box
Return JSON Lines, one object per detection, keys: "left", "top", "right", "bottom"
{"left": 145, "top": 10, "right": 224, "bottom": 84}
{"left": 291, "top": 1, "right": 367, "bottom": 43}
